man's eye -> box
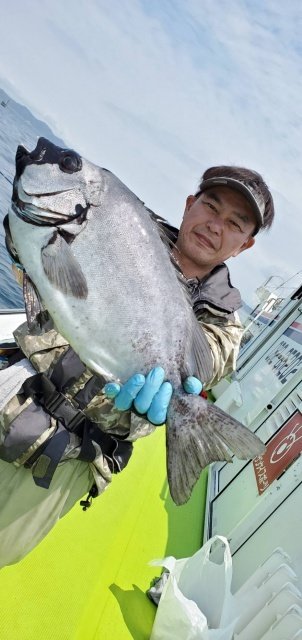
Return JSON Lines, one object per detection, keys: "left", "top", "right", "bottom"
{"left": 230, "top": 220, "right": 242, "bottom": 231}
{"left": 205, "top": 201, "right": 217, "bottom": 212}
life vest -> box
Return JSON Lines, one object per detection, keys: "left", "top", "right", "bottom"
{"left": 0, "top": 345, "right": 133, "bottom": 498}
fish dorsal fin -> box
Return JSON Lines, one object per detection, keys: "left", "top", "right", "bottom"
{"left": 41, "top": 231, "right": 88, "bottom": 299}
{"left": 190, "top": 315, "right": 214, "bottom": 383}
{"left": 166, "top": 250, "right": 214, "bottom": 384}
{"left": 150, "top": 209, "right": 214, "bottom": 383}
{"left": 147, "top": 209, "right": 176, "bottom": 254}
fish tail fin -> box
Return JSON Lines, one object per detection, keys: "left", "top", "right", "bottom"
{"left": 166, "top": 390, "right": 265, "bottom": 506}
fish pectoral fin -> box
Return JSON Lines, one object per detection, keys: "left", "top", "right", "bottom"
{"left": 41, "top": 231, "right": 88, "bottom": 299}
{"left": 166, "top": 392, "right": 266, "bottom": 506}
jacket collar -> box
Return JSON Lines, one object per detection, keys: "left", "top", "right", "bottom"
{"left": 154, "top": 215, "right": 242, "bottom": 315}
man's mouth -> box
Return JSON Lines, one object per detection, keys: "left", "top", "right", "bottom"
{"left": 194, "top": 232, "right": 216, "bottom": 250}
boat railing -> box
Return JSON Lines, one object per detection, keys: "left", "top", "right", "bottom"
{"left": 0, "top": 308, "right": 25, "bottom": 315}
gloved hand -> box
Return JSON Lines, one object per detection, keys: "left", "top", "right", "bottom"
{"left": 103, "top": 367, "right": 203, "bottom": 426}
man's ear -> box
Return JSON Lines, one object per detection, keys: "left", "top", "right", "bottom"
{"left": 184, "top": 195, "right": 196, "bottom": 213}
{"left": 232, "top": 236, "right": 255, "bottom": 257}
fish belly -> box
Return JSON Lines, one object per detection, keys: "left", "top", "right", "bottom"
{"left": 68, "top": 212, "right": 191, "bottom": 382}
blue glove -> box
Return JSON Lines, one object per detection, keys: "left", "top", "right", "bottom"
{"left": 103, "top": 367, "right": 203, "bottom": 426}
{"left": 182, "top": 376, "right": 203, "bottom": 394}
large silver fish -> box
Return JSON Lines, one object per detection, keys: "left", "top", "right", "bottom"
{"left": 7, "top": 137, "right": 265, "bottom": 504}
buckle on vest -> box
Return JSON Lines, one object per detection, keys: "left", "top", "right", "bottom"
{"left": 44, "top": 390, "right": 66, "bottom": 414}
{"left": 43, "top": 388, "right": 85, "bottom": 433}
{"left": 66, "top": 409, "right": 86, "bottom": 432}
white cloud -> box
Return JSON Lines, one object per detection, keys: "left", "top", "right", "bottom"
{"left": 0, "top": 0, "right": 301, "bottom": 303}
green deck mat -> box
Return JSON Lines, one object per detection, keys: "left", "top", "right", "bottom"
{"left": 0, "top": 428, "right": 207, "bottom": 640}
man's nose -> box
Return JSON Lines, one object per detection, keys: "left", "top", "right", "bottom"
{"left": 206, "top": 216, "right": 224, "bottom": 234}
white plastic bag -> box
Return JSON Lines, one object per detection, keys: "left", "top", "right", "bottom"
{"left": 150, "top": 535, "right": 239, "bottom": 640}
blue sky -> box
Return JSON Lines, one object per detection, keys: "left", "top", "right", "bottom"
{"left": 0, "top": 0, "right": 301, "bottom": 303}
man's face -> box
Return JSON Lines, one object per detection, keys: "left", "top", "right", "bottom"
{"left": 175, "top": 185, "right": 256, "bottom": 278}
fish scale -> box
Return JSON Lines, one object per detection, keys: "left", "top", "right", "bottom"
{"left": 7, "top": 137, "right": 266, "bottom": 504}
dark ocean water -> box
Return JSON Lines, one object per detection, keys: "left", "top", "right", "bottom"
{"left": 0, "top": 88, "right": 65, "bottom": 309}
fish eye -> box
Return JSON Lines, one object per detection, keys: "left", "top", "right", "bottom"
{"left": 59, "top": 151, "right": 82, "bottom": 173}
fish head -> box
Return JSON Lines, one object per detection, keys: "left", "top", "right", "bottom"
{"left": 8, "top": 137, "right": 112, "bottom": 324}
{"left": 12, "top": 137, "right": 105, "bottom": 226}
{"left": 7, "top": 136, "right": 150, "bottom": 329}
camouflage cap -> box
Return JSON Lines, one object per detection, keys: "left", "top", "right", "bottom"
{"left": 196, "top": 177, "right": 266, "bottom": 235}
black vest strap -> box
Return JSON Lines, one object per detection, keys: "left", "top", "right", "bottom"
{"left": 49, "top": 347, "right": 87, "bottom": 391}
{"left": 22, "top": 372, "right": 87, "bottom": 434}
{"left": 26, "top": 423, "right": 71, "bottom": 489}
{"left": 19, "top": 348, "right": 133, "bottom": 489}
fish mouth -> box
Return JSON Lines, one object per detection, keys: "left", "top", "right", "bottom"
{"left": 11, "top": 195, "right": 88, "bottom": 227}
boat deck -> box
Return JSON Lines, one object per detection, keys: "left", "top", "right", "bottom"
{"left": 0, "top": 427, "right": 207, "bottom": 639}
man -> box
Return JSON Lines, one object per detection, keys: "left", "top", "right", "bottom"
{"left": 106, "top": 165, "right": 273, "bottom": 410}
{"left": 0, "top": 164, "right": 274, "bottom": 566}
